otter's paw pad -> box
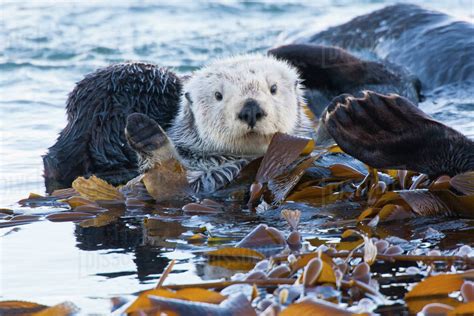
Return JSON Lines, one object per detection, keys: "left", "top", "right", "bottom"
{"left": 125, "top": 113, "right": 167, "bottom": 154}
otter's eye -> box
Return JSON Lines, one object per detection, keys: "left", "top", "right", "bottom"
{"left": 270, "top": 84, "right": 277, "bottom": 95}
{"left": 215, "top": 92, "right": 223, "bottom": 101}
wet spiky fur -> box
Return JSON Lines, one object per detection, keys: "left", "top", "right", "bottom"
{"left": 43, "top": 63, "right": 181, "bottom": 192}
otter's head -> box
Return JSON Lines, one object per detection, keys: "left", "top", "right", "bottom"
{"left": 182, "top": 54, "right": 304, "bottom": 156}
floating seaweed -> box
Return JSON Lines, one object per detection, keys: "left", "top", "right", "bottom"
{"left": 2, "top": 133, "right": 473, "bottom": 315}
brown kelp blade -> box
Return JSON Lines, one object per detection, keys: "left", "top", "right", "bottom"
{"left": 125, "top": 288, "right": 227, "bottom": 314}
{"left": 267, "top": 156, "right": 316, "bottom": 204}
{"left": 450, "top": 171, "right": 474, "bottom": 195}
{"left": 367, "top": 186, "right": 474, "bottom": 219}
{"left": 206, "top": 247, "right": 265, "bottom": 261}
{"left": 256, "top": 133, "right": 314, "bottom": 184}
{"left": 397, "top": 190, "right": 453, "bottom": 217}
{"left": 0, "top": 300, "right": 77, "bottom": 315}
{"left": 46, "top": 212, "right": 96, "bottom": 222}
{"left": 0, "top": 215, "right": 42, "bottom": 228}
{"left": 142, "top": 157, "right": 191, "bottom": 202}
{"left": 146, "top": 293, "right": 256, "bottom": 316}
{"left": 134, "top": 127, "right": 191, "bottom": 201}
{"left": 280, "top": 297, "right": 354, "bottom": 316}
{"left": 236, "top": 224, "right": 286, "bottom": 249}
{"left": 249, "top": 133, "right": 315, "bottom": 207}
{"left": 405, "top": 270, "right": 474, "bottom": 300}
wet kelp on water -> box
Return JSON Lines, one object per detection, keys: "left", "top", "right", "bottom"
{"left": 1, "top": 132, "right": 473, "bottom": 315}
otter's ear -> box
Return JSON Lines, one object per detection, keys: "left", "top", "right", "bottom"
{"left": 184, "top": 92, "right": 193, "bottom": 105}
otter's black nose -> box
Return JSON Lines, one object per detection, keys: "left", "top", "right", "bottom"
{"left": 238, "top": 99, "right": 266, "bottom": 128}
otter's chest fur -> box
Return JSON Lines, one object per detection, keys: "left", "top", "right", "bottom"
{"left": 163, "top": 97, "right": 314, "bottom": 193}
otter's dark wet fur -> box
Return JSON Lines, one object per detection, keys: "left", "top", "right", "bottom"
{"left": 269, "top": 44, "right": 421, "bottom": 116}
{"left": 43, "top": 63, "right": 181, "bottom": 192}
{"left": 303, "top": 4, "right": 474, "bottom": 89}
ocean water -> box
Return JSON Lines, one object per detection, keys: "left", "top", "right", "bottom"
{"left": 1, "top": 1, "right": 473, "bottom": 314}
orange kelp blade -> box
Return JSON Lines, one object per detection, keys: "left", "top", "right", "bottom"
{"left": 256, "top": 133, "right": 314, "bottom": 184}
{"left": 72, "top": 175, "right": 124, "bottom": 201}
{"left": 142, "top": 157, "right": 191, "bottom": 202}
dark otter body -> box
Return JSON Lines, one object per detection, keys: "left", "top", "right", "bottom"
{"left": 43, "top": 63, "right": 181, "bottom": 192}
{"left": 302, "top": 3, "right": 474, "bottom": 90}
{"left": 269, "top": 44, "right": 420, "bottom": 116}
{"left": 270, "top": 4, "right": 474, "bottom": 116}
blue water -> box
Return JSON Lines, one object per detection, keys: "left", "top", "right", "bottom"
{"left": 1, "top": 1, "right": 473, "bottom": 314}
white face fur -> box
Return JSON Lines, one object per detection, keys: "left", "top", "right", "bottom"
{"left": 182, "top": 54, "right": 304, "bottom": 156}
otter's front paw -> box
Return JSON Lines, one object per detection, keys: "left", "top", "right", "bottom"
{"left": 125, "top": 113, "right": 167, "bottom": 155}
{"left": 322, "top": 91, "right": 472, "bottom": 176}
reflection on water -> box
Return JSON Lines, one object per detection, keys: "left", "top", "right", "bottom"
{"left": 1, "top": 0, "right": 473, "bottom": 313}
{"left": 76, "top": 218, "right": 168, "bottom": 281}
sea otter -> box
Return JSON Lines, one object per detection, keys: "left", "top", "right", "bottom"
{"left": 126, "top": 55, "right": 313, "bottom": 192}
